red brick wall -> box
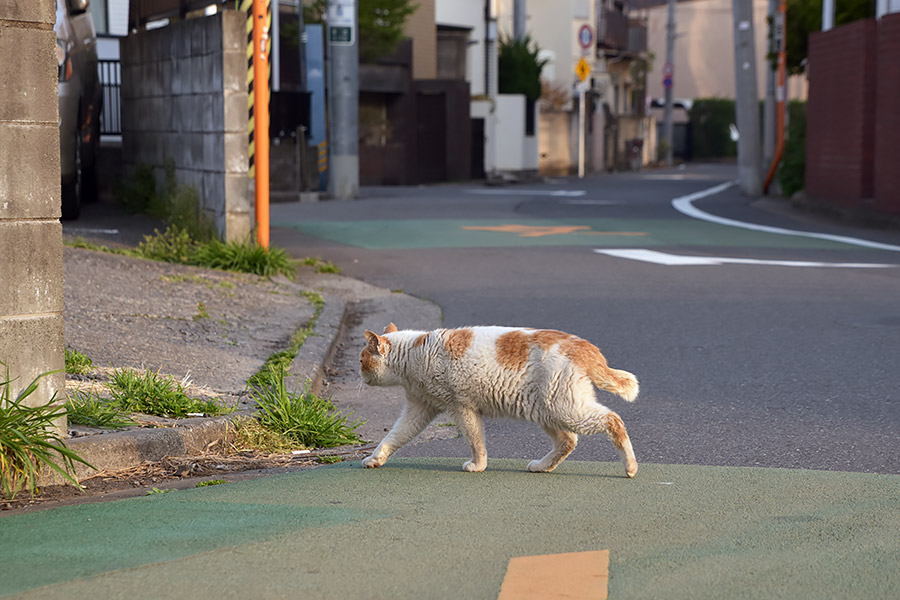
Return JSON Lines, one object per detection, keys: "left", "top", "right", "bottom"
{"left": 805, "top": 20, "right": 877, "bottom": 204}
{"left": 874, "top": 14, "right": 900, "bottom": 214}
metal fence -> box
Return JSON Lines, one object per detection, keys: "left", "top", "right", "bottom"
{"left": 98, "top": 59, "right": 121, "bottom": 136}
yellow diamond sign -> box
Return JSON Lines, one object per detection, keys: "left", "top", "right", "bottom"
{"left": 575, "top": 57, "right": 591, "bottom": 82}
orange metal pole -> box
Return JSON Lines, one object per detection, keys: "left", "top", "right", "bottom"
{"left": 763, "top": 0, "right": 787, "bottom": 194}
{"left": 253, "top": 0, "right": 270, "bottom": 248}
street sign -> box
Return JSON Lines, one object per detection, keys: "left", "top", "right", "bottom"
{"left": 663, "top": 62, "right": 674, "bottom": 76}
{"left": 328, "top": 0, "right": 356, "bottom": 46}
{"left": 577, "top": 24, "right": 594, "bottom": 50}
{"left": 575, "top": 57, "right": 591, "bottom": 82}
{"left": 663, "top": 76, "right": 672, "bottom": 88}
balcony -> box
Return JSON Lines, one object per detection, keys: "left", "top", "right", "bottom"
{"left": 628, "top": 18, "right": 648, "bottom": 54}
{"left": 597, "top": 7, "right": 629, "bottom": 51}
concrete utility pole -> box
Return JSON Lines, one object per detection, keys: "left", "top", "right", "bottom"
{"left": 822, "top": 0, "right": 835, "bottom": 30}
{"left": 732, "top": 0, "right": 762, "bottom": 196}
{"left": 514, "top": 0, "right": 526, "bottom": 40}
{"left": 663, "top": 0, "right": 676, "bottom": 167}
{"left": 763, "top": 0, "right": 776, "bottom": 167}
{"left": 327, "top": 0, "right": 359, "bottom": 200}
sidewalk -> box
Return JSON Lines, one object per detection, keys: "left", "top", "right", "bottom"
{"left": 44, "top": 202, "right": 441, "bottom": 502}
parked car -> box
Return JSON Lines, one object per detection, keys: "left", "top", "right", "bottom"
{"left": 56, "top": 0, "right": 102, "bottom": 220}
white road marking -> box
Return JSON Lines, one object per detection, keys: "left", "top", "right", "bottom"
{"left": 671, "top": 181, "right": 900, "bottom": 252}
{"left": 65, "top": 228, "right": 120, "bottom": 235}
{"left": 595, "top": 249, "right": 896, "bottom": 268}
{"left": 466, "top": 189, "right": 586, "bottom": 197}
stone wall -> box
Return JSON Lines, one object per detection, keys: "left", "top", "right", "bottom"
{"left": 120, "top": 11, "right": 250, "bottom": 240}
{"left": 0, "top": 2, "right": 66, "bottom": 411}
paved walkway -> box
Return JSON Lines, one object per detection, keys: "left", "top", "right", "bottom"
{"left": 2, "top": 459, "right": 898, "bottom": 599}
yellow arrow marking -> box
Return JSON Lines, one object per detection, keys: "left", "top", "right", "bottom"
{"left": 462, "top": 225, "right": 646, "bottom": 238}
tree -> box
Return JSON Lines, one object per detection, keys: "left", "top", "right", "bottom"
{"left": 782, "top": 0, "right": 874, "bottom": 75}
{"left": 303, "top": 0, "right": 418, "bottom": 64}
{"left": 498, "top": 35, "right": 547, "bottom": 102}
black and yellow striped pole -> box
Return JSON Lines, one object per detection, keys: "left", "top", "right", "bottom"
{"left": 243, "top": 0, "right": 271, "bottom": 247}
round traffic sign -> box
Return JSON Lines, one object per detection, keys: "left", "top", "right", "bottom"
{"left": 663, "top": 63, "right": 674, "bottom": 76}
{"left": 663, "top": 76, "right": 673, "bottom": 88}
{"left": 578, "top": 25, "right": 594, "bottom": 50}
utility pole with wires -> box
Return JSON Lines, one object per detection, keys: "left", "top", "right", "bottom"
{"left": 732, "top": 0, "right": 762, "bottom": 196}
{"left": 327, "top": 0, "right": 359, "bottom": 200}
{"left": 662, "top": 0, "right": 676, "bottom": 167}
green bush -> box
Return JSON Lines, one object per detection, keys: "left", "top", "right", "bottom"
{"left": 108, "top": 368, "right": 233, "bottom": 419}
{"left": 250, "top": 372, "right": 363, "bottom": 449}
{"left": 690, "top": 98, "right": 737, "bottom": 159}
{"left": 778, "top": 101, "right": 806, "bottom": 197}
{"left": 1, "top": 363, "right": 94, "bottom": 499}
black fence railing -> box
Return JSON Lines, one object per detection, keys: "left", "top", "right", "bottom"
{"left": 98, "top": 59, "right": 121, "bottom": 136}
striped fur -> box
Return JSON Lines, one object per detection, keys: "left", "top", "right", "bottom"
{"left": 360, "top": 324, "right": 639, "bottom": 477}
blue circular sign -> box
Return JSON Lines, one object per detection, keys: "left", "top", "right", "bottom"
{"left": 578, "top": 25, "right": 593, "bottom": 49}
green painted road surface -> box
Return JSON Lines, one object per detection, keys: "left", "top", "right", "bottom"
{"left": 276, "top": 218, "right": 858, "bottom": 250}
{"left": 2, "top": 459, "right": 898, "bottom": 599}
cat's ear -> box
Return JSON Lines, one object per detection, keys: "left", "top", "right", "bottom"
{"left": 383, "top": 323, "right": 398, "bottom": 334}
{"left": 364, "top": 330, "right": 390, "bottom": 354}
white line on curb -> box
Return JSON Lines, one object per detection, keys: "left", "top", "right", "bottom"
{"left": 671, "top": 181, "right": 900, "bottom": 252}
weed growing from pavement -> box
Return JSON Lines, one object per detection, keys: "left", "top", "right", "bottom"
{"left": 318, "top": 455, "right": 344, "bottom": 464}
{"left": 0, "top": 363, "right": 94, "bottom": 499}
{"left": 65, "top": 347, "right": 94, "bottom": 375}
{"left": 302, "top": 257, "right": 342, "bottom": 274}
{"left": 193, "top": 301, "right": 210, "bottom": 321}
{"left": 196, "top": 479, "right": 226, "bottom": 487}
{"left": 107, "top": 368, "right": 233, "bottom": 419}
{"left": 248, "top": 291, "right": 324, "bottom": 388}
{"left": 146, "top": 487, "right": 174, "bottom": 495}
{"left": 249, "top": 371, "right": 362, "bottom": 449}
{"left": 65, "top": 389, "right": 137, "bottom": 429}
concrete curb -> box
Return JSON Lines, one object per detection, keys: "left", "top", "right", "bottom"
{"left": 53, "top": 292, "right": 350, "bottom": 484}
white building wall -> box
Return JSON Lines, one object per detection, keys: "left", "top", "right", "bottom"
{"left": 436, "top": 0, "right": 490, "bottom": 96}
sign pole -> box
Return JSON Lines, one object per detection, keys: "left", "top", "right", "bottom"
{"left": 578, "top": 85, "right": 586, "bottom": 178}
{"left": 252, "top": 0, "right": 270, "bottom": 247}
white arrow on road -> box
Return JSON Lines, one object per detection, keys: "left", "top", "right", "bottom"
{"left": 595, "top": 249, "right": 896, "bottom": 268}
{"left": 465, "top": 189, "right": 586, "bottom": 197}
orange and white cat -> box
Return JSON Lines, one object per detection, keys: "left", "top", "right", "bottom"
{"left": 359, "top": 323, "right": 639, "bottom": 477}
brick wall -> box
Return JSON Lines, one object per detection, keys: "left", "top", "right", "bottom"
{"left": 0, "top": 2, "right": 65, "bottom": 411}
{"left": 874, "top": 14, "right": 900, "bottom": 214}
{"left": 805, "top": 20, "right": 877, "bottom": 205}
{"left": 120, "top": 11, "right": 250, "bottom": 241}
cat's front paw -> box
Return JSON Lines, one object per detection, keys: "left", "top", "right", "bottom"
{"left": 462, "top": 460, "right": 485, "bottom": 473}
{"left": 362, "top": 455, "right": 383, "bottom": 469}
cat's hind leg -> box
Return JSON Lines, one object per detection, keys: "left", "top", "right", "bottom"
{"left": 363, "top": 400, "right": 440, "bottom": 468}
{"left": 454, "top": 406, "right": 488, "bottom": 472}
{"left": 527, "top": 427, "right": 578, "bottom": 473}
{"left": 566, "top": 408, "right": 638, "bottom": 478}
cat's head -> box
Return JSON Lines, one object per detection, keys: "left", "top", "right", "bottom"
{"left": 360, "top": 323, "right": 399, "bottom": 385}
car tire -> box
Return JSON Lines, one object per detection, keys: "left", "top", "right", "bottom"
{"left": 61, "top": 130, "right": 81, "bottom": 221}
{"left": 81, "top": 162, "right": 98, "bottom": 204}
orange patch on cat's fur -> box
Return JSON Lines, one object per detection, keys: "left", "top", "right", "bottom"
{"left": 603, "top": 412, "right": 628, "bottom": 449}
{"left": 444, "top": 328, "right": 474, "bottom": 359}
{"left": 532, "top": 329, "right": 571, "bottom": 350}
{"left": 414, "top": 333, "right": 429, "bottom": 347}
{"left": 361, "top": 331, "right": 391, "bottom": 372}
{"left": 496, "top": 330, "right": 530, "bottom": 370}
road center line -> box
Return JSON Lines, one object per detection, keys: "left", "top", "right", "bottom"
{"left": 595, "top": 248, "right": 895, "bottom": 268}
{"left": 671, "top": 181, "right": 900, "bottom": 252}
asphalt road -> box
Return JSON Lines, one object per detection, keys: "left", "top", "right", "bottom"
{"left": 271, "top": 164, "right": 900, "bottom": 475}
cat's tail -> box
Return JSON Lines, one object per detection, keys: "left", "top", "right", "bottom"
{"left": 589, "top": 365, "right": 639, "bottom": 403}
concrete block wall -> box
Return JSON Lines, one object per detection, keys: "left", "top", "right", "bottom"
{"left": 0, "top": 2, "right": 66, "bottom": 413}
{"left": 120, "top": 11, "right": 250, "bottom": 241}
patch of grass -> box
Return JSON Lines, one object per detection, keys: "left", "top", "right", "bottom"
{"left": 65, "top": 389, "right": 136, "bottom": 429}
{"left": 138, "top": 225, "right": 198, "bottom": 264}
{"left": 193, "top": 237, "right": 296, "bottom": 279}
{"left": 107, "top": 368, "right": 233, "bottom": 419}
{"left": 146, "top": 487, "right": 174, "bottom": 495}
{"left": 65, "top": 348, "right": 94, "bottom": 376}
{"left": 196, "top": 479, "right": 226, "bottom": 488}
{"left": 250, "top": 372, "right": 362, "bottom": 449}
{"left": 302, "top": 257, "right": 342, "bottom": 274}
{"left": 193, "top": 301, "right": 210, "bottom": 321}
{"left": 248, "top": 292, "right": 324, "bottom": 388}
{"left": 231, "top": 417, "right": 305, "bottom": 453}
{"left": 1, "top": 363, "right": 95, "bottom": 499}
{"left": 319, "top": 455, "right": 343, "bottom": 464}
